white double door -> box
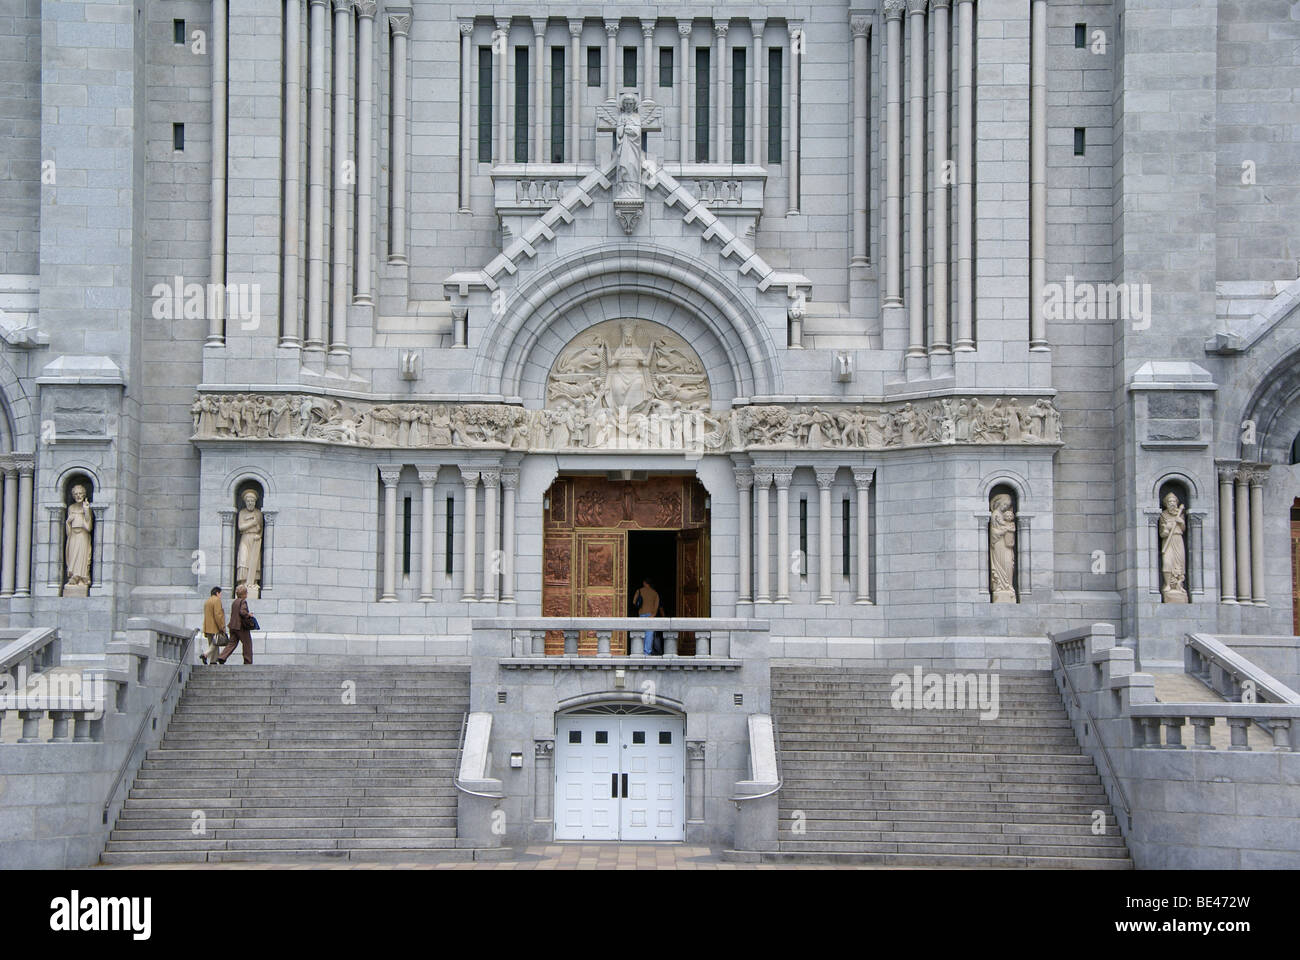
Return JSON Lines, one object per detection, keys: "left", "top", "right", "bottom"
{"left": 554, "top": 714, "right": 685, "bottom": 841}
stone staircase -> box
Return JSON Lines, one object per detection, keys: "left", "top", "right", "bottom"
{"left": 767, "top": 667, "right": 1133, "bottom": 868}
{"left": 101, "top": 665, "right": 469, "bottom": 864}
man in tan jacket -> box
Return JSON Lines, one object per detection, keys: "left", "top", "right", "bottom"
{"left": 201, "top": 586, "right": 226, "bottom": 665}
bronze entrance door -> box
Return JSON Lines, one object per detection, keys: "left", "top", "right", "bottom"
{"left": 542, "top": 475, "right": 710, "bottom": 655}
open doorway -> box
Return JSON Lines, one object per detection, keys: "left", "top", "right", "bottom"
{"left": 628, "top": 530, "right": 676, "bottom": 655}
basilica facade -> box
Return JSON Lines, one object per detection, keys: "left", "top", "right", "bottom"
{"left": 3, "top": 0, "right": 1300, "bottom": 852}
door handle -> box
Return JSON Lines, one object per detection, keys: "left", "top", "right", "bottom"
{"left": 611, "top": 773, "right": 618, "bottom": 798}
{"left": 621, "top": 773, "right": 628, "bottom": 798}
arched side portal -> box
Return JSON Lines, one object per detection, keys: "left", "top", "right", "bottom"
{"left": 472, "top": 243, "right": 783, "bottom": 403}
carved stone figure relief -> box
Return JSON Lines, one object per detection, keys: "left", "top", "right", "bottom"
{"left": 989, "top": 492, "right": 1017, "bottom": 603}
{"left": 1158, "top": 491, "right": 1188, "bottom": 603}
{"left": 63, "top": 482, "right": 94, "bottom": 597}
{"left": 235, "top": 487, "right": 265, "bottom": 600}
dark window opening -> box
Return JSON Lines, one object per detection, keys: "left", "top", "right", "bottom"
{"left": 1073, "top": 127, "right": 1086, "bottom": 156}
{"left": 694, "top": 48, "right": 710, "bottom": 162}
{"left": 842, "top": 498, "right": 852, "bottom": 578}
{"left": 623, "top": 46, "right": 637, "bottom": 88}
{"left": 477, "top": 46, "right": 493, "bottom": 161}
{"left": 595, "top": 730, "right": 608, "bottom": 744}
{"left": 569, "top": 730, "right": 581, "bottom": 744}
{"left": 768, "top": 47, "right": 783, "bottom": 163}
{"left": 550, "top": 47, "right": 565, "bottom": 162}
{"left": 659, "top": 731, "right": 672, "bottom": 744}
{"left": 402, "top": 496, "right": 412, "bottom": 575}
{"left": 172, "top": 123, "right": 185, "bottom": 151}
{"left": 658, "top": 47, "right": 673, "bottom": 88}
{"left": 798, "top": 498, "right": 808, "bottom": 578}
{"left": 514, "top": 47, "right": 529, "bottom": 162}
{"left": 445, "top": 495, "right": 455, "bottom": 574}
{"left": 632, "top": 730, "right": 646, "bottom": 744}
{"left": 732, "top": 48, "right": 747, "bottom": 163}
{"left": 1074, "top": 23, "right": 1087, "bottom": 48}
{"left": 587, "top": 46, "right": 601, "bottom": 87}
{"left": 173, "top": 19, "right": 186, "bottom": 45}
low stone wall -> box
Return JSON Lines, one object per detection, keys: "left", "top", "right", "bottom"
{"left": 1050, "top": 623, "right": 1300, "bottom": 869}
{"left": 1221, "top": 636, "right": 1300, "bottom": 696}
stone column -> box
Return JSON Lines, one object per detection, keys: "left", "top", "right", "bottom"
{"left": 208, "top": 0, "right": 228, "bottom": 346}
{"left": 481, "top": 468, "right": 500, "bottom": 601}
{"left": 1249, "top": 471, "right": 1266, "bottom": 604}
{"left": 773, "top": 467, "right": 793, "bottom": 602}
{"left": 1234, "top": 471, "right": 1252, "bottom": 603}
{"left": 533, "top": 20, "right": 545, "bottom": 162}
{"left": 391, "top": 12, "right": 414, "bottom": 248}
{"left": 605, "top": 22, "right": 618, "bottom": 100}
{"left": 533, "top": 740, "right": 554, "bottom": 821}
{"left": 785, "top": 21, "right": 802, "bottom": 214}
{"left": 678, "top": 22, "right": 692, "bottom": 163}
{"left": 642, "top": 22, "right": 654, "bottom": 102}
{"left": 751, "top": 21, "right": 764, "bottom": 165}
{"left": 930, "top": 0, "right": 951, "bottom": 353}
{"left": 815, "top": 467, "right": 836, "bottom": 603}
{"left": 906, "top": 0, "right": 926, "bottom": 359}
{"left": 569, "top": 22, "right": 582, "bottom": 162}
{"left": 1218, "top": 467, "right": 1236, "bottom": 604}
{"left": 496, "top": 19, "right": 509, "bottom": 162}
{"left": 329, "top": 0, "right": 353, "bottom": 357}
{"left": 501, "top": 468, "right": 518, "bottom": 601}
{"left": 354, "top": 1, "right": 376, "bottom": 304}
{"left": 454, "top": 18, "right": 468, "bottom": 214}
{"left": 0, "top": 468, "right": 16, "bottom": 596}
{"left": 754, "top": 469, "right": 772, "bottom": 602}
{"left": 714, "top": 21, "right": 728, "bottom": 163}
{"left": 850, "top": 14, "right": 870, "bottom": 265}
{"left": 281, "top": 0, "right": 303, "bottom": 345}
{"left": 379, "top": 466, "right": 400, "bottom": 601}
{"left": 15, "top": 462, "right": 33, "bottom": 597}
{"left": 736, "top": 468, "right": 753, "bottom": 602}
{"left": 305, "top": 0, "right": 328, "bottom": 350}
{"left": 418, "top": 467, "right": 436, "bottom": 600}
{"left": 461, "top": 468, "right": 479, "bottom": 600}
{"left": 852, "top": 467, "right": 873, "bottom": 603}
{"left": 954, "top": 0, "right": 975, "bottom": 349}
{"left": 883, "top": 0, "right": 904, "bottom": 306}
{"left": 1028, "top": 0, "right": 1047, "bottom": 349}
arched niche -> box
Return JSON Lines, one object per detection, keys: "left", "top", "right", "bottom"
{"left": 61, "top": 473, "right": 95, "bottom": 597}
{"left": 1157, "top": 479, "right": 1191, "bottom": 602}
{"left": 233, "top": 479, "right": 266, "bottom": 598}
{"left": 988, "top": 484, "right": 1019, "bottom": 603}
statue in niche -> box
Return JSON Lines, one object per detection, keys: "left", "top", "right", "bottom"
{"left": 63, "top": 484, "right": 94, "bottom": 597}
{"left": 1158, "top": 491, "right": 1188, "bottom": 603}
{"left": 236, "top": 489, "right": 264, "bottom": 599}
{"left": 989, "top": 493, "right": 1017, "bottom": 603}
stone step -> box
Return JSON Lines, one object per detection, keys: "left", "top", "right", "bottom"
{"left": 775, "top": 826, "right": 1129, "bottom": 846}
{"left": 778, "top": 761, "right": 1093, "bottom": 777}
{"left": 110, "top": 826, "right": 458, "bottom": 841}
{"left": 145, "top": 747, "right": 459, "bottom": 761}
{"left": 102, "top": 836, "right": 461, "bottom": 853}
{"left": 777, "top": 805, "right": 1118, "bottom": 823}
{"left": 770, "top": 839, "right": 1129, "bottom": 859}
{"left": 748, "top": 850, "right": 1131, "bottom": 869}
{"left": 138, "top": 761, "right": 459, "bottom": 775}
{"left": 118, "top": 802, "right": 456, "bottom": 818}
{"left": 128, "top": 785, "right": 452, "bottom": 800}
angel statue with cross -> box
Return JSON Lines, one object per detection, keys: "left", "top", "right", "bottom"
{"left": 597, "top": 94, "right": 662, "bottom": 231}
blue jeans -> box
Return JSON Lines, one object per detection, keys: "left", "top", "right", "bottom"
{"left": 640, "top": 612, "right": 654, "bottom": 654}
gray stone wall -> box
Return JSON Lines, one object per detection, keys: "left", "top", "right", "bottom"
{"left": 0, "top": 0, "right": 39, "bottom": 277}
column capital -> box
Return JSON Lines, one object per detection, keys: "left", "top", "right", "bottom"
{"left": 533, "top": 18, "right": 546, "bottom": 38}
{"left": 605, "top": 22, "right": 619, "bottom": 37}
{"left": 642, "top": 21, "right": 656, "bottom": 38}
{"left": 308, "top": 0, "right": 330, "bottom": 7}
{"left": 929, "top": 0, "right": 952, "bottom": 10}
{"left": 1, "top": 465, "right": 16, "bottom": 478}
{"left": 460, "top": 468, "right": 481, "bottom": 486}
{"left": 850, "top": 15, "right": 872, "bottom": 37}
{"left": 331, "top": 0, "right": 354, "bottom": 13}
{"left": 1247, "top": 468, "right": 1267, "bottom": 489}
{"left": 678, "top": 21, "right": 693, "bottom": 37}
{"left": 417, "top": 467, "right": 438, "bottom": 487}
{"left": 753, "top": 468, "right": 774, "bottom": 487}
{"left": 379, "top": 465, "right": 402, "bottom": 487}
{"left": 883, "top": 0, "right": 906, "bottom": 19}
{"left": 480, "top": 467, "right": 502, "bottom": 486}
{"left": 787, "top": 20, "right": 804, "bottom": 39}
{"left": 15, "top": 461, "right": 34, "bottom": 477}
{"left": 814, "top": 467, "right": 837, "bottom": 490}
{"left": 851, "top": 466, "right": 875, "bottom": 490}
{"left": 354, "top": 0, "right": 376, "bottom": 18}
{"left": 1217, "top": 466, "right": 1239, "bottom": 484}
{"left": 569, "top": 21, "right": 583, "bottom": 38}
{"left": 453, "top": 19, "right": 470, "bottom": 38}
{"left": 500, "top": 468, "right": 520, "bottom": 491}
{"left": 534, "top": 739, "right": 554, "bottom": 759}
{"left": 907, "top": 0, "right": 928, "bottom": 14}
{"left": 714, "top": 22, "right": 729, "bottom": 39}
{"left": 771, "top": 466, "right": 795, "bottom": 488}
{"left": 752, "top": 19, "right": 766, "bottom": 34}
{"left": 735, "top": 467, "right": 754, "bottom": 491}
{"left": 495, "top": 17, "right": 510, "bottom": 32}
{"left": 218, "top": 509, "right": 236, "bottom": 524}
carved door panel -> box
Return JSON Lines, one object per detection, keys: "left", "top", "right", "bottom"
{"left": 676, "top": 527, "right": 709, "bottom": 656}
{"left": 576, "top": 531, "right": 626, "bottom": 655}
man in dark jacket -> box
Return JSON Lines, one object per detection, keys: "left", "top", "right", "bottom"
{"left": 218, "top": 583, "right": 255, "bottom": 664}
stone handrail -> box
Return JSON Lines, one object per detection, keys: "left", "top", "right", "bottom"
{"left": 1129, "top": 702, "right": 1300, "bottom": 751}
{"left": 1185, "top": 632, "right": 1300, "bottom": 706}
{"left": 731, "top": 714, "right": 781, "bottom": 801}
{"left": 478, "top": 617, "right": 769, "bottom": 660}
{"left": 455, "top": 711, "right": 504, "bottom": 799}
{"left": 0, "top": 627, "right": 60, "bottom": 676}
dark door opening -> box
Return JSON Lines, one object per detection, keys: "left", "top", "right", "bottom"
{"left": 628, "top": 530, "right": 677, "bottom": 654}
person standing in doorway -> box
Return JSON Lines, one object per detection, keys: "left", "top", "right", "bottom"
{"left": 632, "top": 579, "right": 662, "bottom": 655}
{"left": 218, "top": 584, "right": 255, "bottom": 664}
{"left": 201, "top": 586, "right": 226, "bottom": 665}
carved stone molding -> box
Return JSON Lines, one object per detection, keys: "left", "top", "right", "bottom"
{"left": 734, "top": 467, "right": 754, "bottom": 491}
{"left": 851, "top": 466, "right": 875, "bottom": 490}
{"left": 417, "top": 467, "right": 438, "bottom": 487}
{"left": 354, "top": 0, "right": 376, "bottom": 18}
{"left": 883, "top": 0, "right": 907, "bottom": 18}
{"left": 378, "top": 465, "right": 402, "bottom": 487}
{"left": 814, "top": 466, "right": 837, "bottom": 490}
{"left": 850, "top": 16, "right": 871, "bottom": 37}
{"left": 192, "top": 391, "right": 1064, "bottom": 455}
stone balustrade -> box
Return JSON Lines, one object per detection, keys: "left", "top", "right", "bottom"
{"left": 476, "top": 617, "right": 768, "bottom": 666}
{"left": 1130, "top": 702, "right": 1299, "bottom": 751}
{"left": 1185, "top": 632, "right": 1300, "bottom": 706}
